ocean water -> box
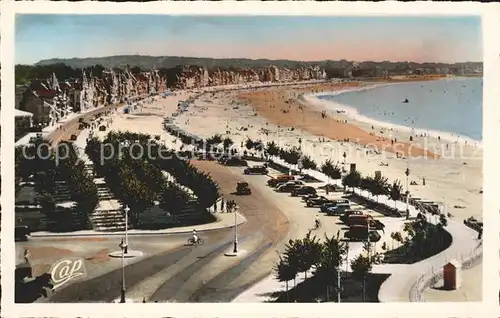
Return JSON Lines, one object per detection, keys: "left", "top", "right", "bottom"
{"left": 316, "top": 78, "right": 482, "bottom": 142}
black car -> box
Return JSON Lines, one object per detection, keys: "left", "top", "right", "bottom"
{"left": 291, "top": 186, "right": 317, "bottom": 197}
{"left": 306, "top": 196, "right": 333, "bottom": 207}
{"left": 15, "top": 226, "right": 31, "bottom": 241}
{"left": 276, "top": 182, "right": 302, "bottom": 193}
{"left": 244, "top": 166, "right": 269, "bottom": 175}
{"left": 223, "top": 157, "right": 248, "bottom": 166}
{"left": 302, "top": 193, "right": 319, "bottom": 202}
{"left": 344, "top": 226, "right": 381, "bottom": 242}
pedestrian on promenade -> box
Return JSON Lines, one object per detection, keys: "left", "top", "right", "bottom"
{"left": 220, "top": 199, "right": 225, "bottom": 213}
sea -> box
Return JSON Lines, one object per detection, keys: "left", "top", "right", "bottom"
{"left": 315, "top": 77, "right": 482, "bottom": 143}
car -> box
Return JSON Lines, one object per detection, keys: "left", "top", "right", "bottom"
{"left": 15, "top": 225, "right": 31, "bottom": 241}
{"left": 320, "top": 199, "right": 350, "bottom": 212}
{"left": 276, "top": 182, "right": 303, "bottom": 193}
{"left": 326, "top": 203, "right": 351, "bottom": 216}
{"left": 344, "top": 227, "right": 381, "bottom": 242}
{"left": 306, "top": 196, "right": 333, "bottom": 207}
{"left": 267, "top": 175, "right": 295, "bottom": 187}
{"left": 291, "top": 186, "right": 317, "bottom": 197}
{"left": 340, "top": 210, "right": 364, "bottom": 223}
{"left": 223, "top": 157, "right": 248, "bottom": 166}
{"left": 302, "top": 193, "right": 319, "bottom": 202}
{"left": 244, "top": 165, "right": 269, "bottom": 175}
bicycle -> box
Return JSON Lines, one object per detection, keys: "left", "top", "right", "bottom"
{"left": 188, "top": 237, "right": 205, "bottom": 246}
{"left": 313, "top": 221, "right": 322, "bottom": 230}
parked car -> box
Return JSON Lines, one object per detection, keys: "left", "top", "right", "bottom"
{"left": 347, "top": 214, "right": 373, "bottom": 226}
{"left": 302, "top": 193, "right": 319, "bottom": 202}
{"left": 276, "top": 182, "right": 303, "bottom": 193}
{"left": 223, "top": 157, "right": 248, "bottom": 166}
{"left": 244, "top": 165, "right": 269, "bottom": 175}
{"left": 306, "top": 196, "right": 333, "bottom": 207}
{"left": 267, "top": 175, "right": 296, "bottom": 187}
{"left": 344, "top": 225, "right": 381, "bottom": 242}
{"left": 291, "top": 186, "right": 317, "bottom": 197}
{"left": 326, "top": 203, "right": 351, "bottom": 216}
{"left": 15, "top": 225, "right": 31, "bottom": 241}
{"left": 320, "top": 199, "right": 350, "bottom": 212}
{"left": 340, "top": 210, "right": 364, "bottom": 223}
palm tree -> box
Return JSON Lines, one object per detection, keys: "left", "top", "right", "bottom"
{"left": 389, "top": 180, "right": 403, "bottom": 208}
{"left": 350, "top": 254, "right": 372, "bottom": 302}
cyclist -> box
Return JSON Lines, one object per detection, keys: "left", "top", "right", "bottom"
{"left": 192, "top": 229, "right": 199, "bottom": 244}
{"left": 315, "top": 216, "right": 321, "bottom": 229}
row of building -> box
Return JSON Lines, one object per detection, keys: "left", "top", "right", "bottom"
{"left": 15, "top": 64, "right": 328, "bottom": 137}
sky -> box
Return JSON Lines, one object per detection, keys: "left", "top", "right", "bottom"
{"left": 15, "top": 15, "right": 482, "bottom": 65}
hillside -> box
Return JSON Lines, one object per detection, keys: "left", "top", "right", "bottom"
{"left": 34, "top": 55, "right": 482, "bottom": 72}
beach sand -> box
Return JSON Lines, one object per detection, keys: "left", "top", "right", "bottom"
{"left": 97, "top": 81, "right": 482, "bottom": 223}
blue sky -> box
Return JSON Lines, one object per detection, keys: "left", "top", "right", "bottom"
{"left": 15, "top": 15, "right": 482, "bottom": 65}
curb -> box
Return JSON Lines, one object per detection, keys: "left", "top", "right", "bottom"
{"left": 30, "top": 212, "right": 247, "bottom": 238}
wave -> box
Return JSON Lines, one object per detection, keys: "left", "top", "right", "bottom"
{"left": 303, "top": 85, "right": 482, "bottom": 147}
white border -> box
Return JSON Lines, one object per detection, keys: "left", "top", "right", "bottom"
{"left": 1, "top": 2, "right": 499, "bottom": 317}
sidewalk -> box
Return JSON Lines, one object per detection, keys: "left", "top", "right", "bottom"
{"left": 30, "top": 211, "right": 246, "bottom": 238}
{"left": 374, "top": 219, "right": 479, "bottom": 302}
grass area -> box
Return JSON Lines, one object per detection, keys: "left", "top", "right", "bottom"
{"left": 264, "top": 272, "right": 390, "bottom": 303}
{"left": 383, "top": 224, "right": 452, "bottom": 264}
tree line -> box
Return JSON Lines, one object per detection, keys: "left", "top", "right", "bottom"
{"left": 85, "top": 131, "right": 221, "bottom": 226}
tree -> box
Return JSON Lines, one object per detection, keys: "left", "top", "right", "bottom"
{"left": 284, "top": 232, "right": 322, "bottom": 280}
{"left": 316, "top": 233, "right": 347, "bottom": 299}
{"left": 321, "top": 159, "right": 342, "bottom": 184}
{"left": 389, "top": 180, "right": 403, "bottom": 208}
{"left": 350, "top": 254, "right": 372, "bottom": 302}
{"left": 342, "top": 170, "right": 361, "bottom": 193}
{"left": 222, "top": 137, "right": 234, "bottom": 152}
{"left": 273, "top": 255, "right": 297, "bottom": 302}
{"left": 245, "top": 138, "right": 255, "bottom": 150}
{"left": 393, "top": 231, "right": 403, "bottom": 248}
{"left": 371, "top": 173, "right": 389, "bottom": 202}
{"left": 301, "top": 154, "right": 317, "bottom": 170}
{"left": 439, "top": 214, "right": 448, "bottom": 227}
{"left": 359, "top": 176, "right": 374, "bottom": 197}
{"left": 265, "top": 141, "right": 280, "bottom": 157}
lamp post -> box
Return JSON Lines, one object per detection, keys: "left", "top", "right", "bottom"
{"left": 119, "top": 238, "right": 127, "bottom": 303}
{"left": 405, "top": 163, "right": 410, "bottom": 219}
{"left": 233, "top": 204, "right": 238, "bottom": 254}
{"left": 124, "top": 205, "right": 130, "bottom": 254}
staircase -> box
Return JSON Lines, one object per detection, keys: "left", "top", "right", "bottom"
{"left": 88, "top": 178, "right": 133, "bottom": 232}
{"left": 52, "top": 181, "right": 72, "bottom": 202}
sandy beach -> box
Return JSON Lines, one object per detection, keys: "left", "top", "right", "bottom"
{"left": 94, "top": 81, "right": 482, "bottom": 222}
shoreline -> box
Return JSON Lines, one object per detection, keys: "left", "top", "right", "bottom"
{"left": 304, "top": 78, "right": 482, "bottom": 147}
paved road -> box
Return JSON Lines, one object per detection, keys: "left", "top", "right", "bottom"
{"left": 36, "top": 160, "right": 289, "bottom": 303}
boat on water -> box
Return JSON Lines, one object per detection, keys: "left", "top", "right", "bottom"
{"left": 402, "top": 98, "right": 409, "bottom": 103}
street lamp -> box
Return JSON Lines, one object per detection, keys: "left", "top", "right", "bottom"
{"left": 405, "top": 163, "right": 410, "bottom": 219}
{"left": 233, "top": 205, "right": 238, "bottom": 254}
{"left": 119, "top": 238, "right": 127, "bottom": 303}
{"left": 124, "top": 205, "right": 130, "bottom": 254}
